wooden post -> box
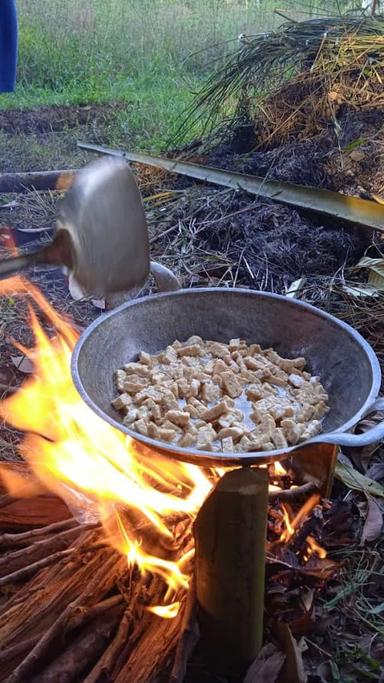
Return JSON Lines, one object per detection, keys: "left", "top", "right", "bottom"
{"left": 194, "top": 466, "right": 269, "bottom": 677}
{"left": 288, "top": 443, "right": 337, "bottom": 498}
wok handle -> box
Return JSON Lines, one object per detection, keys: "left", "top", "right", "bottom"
{"left": 149, "top": 261, "right": 181, "bottom": 292}
{"left": 306, "top": 398, "right": 384, "bottom": 448}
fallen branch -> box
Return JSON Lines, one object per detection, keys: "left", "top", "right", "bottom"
{"left": 0, "top": 170, "right": 76, "bottom": 194}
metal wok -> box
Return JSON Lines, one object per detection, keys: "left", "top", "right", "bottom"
{"left": 71, "top": 288, "right": 384, "bottom": 466}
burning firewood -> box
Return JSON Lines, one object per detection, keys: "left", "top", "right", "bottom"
{"left": 0, "top": 279, "right": 346, "bottom": 681}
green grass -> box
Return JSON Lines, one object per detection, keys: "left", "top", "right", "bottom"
{"left": 0, "top": 0, "right": 348, "bottom": 151}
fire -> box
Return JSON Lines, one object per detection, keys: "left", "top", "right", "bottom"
{"left": 0, "top": 275, "right": 326, "bottom": 615}
{"left": 279, "top": 494, "right": 327, "bottom": 559}
{"left": 0, "top": 276, "right": 214, "bottom": 614}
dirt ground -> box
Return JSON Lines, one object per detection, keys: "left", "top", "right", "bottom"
{"left": 0, "top": 102, "right": 127, "bottom": 173}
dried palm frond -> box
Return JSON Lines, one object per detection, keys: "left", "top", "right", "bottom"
{"left": 173, "top": 15, "right": 384, "bottom": 150}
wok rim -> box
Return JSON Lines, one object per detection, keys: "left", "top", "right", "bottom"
{"left": 71, "top": 287, "right": 382, "bottom": 466}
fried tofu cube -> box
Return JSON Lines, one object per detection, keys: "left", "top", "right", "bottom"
{"left": 207, "top": 341, "right": 231, "bottom": 361}
{"left": 189, "top": 379, "right": 200, "bottom": 398}
{"left": 165, "top": 410, "right": 190, "bottom": 428}
{"left": 157, "top": 426, "right": 179, "bottom": 442}
{"left": 217, "top": 413, "right": 237, "bottom": 429}
{"left": 280, "top": 357, "right": 306, "bottom": 372}
{"left": 229, "top": 338, "right": 242, "bottom": 351}
{"left": 297, "top": 403, "right": 314, "bottom": 423}
{"left": 201, "top": 401, "right": 228, "bottom": 423}
{"left": 213, "top": 359, "right": 228, "bottom": 375}
{"left": 115, "top": 369, "right": 127, "bottom": 392}
{"left": 177, "top": 378, "right": 191, "bottom": 399}
{"left": 187, "top": 397, "right": 207, "bottom": 418}
{"left": 271, "top": 428, "right": 288, "bottom": 449}
{"left": 123, "top": 375, "right": 148, "bottom": 394}
{"left": 221, "top": 371, "right": 242, "bottom": 398}
{"left": 246, "top": 383, "right": 264, "bottom": 401}
{"left": 200, "top": 381, "right": 222, "bottom": 403}
{"left": 197, "top": 424, "right": 216, "bottom": 450}
{"left": 238, "top": 434, "right": 253, "bottom": 451}
{"left": 158, "top": 346, "right": 178, "bottom": 364}
{"left": 134, "top": 386, "right": 163, "bottom": 405}
{"left": 249, "top": 343, "right": 263, "bottom": 355}
{"left": 151, "top": 403, "right": 163, "bottom": 423}
{"left": 312, "top": 401, "right": 329, "bottom": 420}
{"left": 288, "top": 373, "right": 305, "bottom": 388}
{"left": 160, "top": 391, "right": 179, "bottom": 412}
{"left": 259, "top": 414, "right": 276, "bottom": 437}
{"left": 247, "top": 434, "right": 270, "bottom": 451}
{"left": 147, "top": 422, "right": 160, "bottom": 439}
{"left": 221, "top": 436, "right": 234, "bottom": 452}
{"left": 133, "top": 418, "right": 148, "bottom": 436}
{"left": 177, "top": 344, "right": 202, "bottom": 358}
{"left": 124, "top": 362, "right": 150, "bottom": 378}
{"left": 244, "top": 356, "right": 261, "bottom": 371}
{"left": 301, "top": 420, "right": 322, "bottom": 440}
{"left": 217, "top": 426, "right": 244, "bottom": 442}
{"left": 185, "top": 335, "right": 203, "bottom": 345}
{"left": 123, "top": 408, "right": 138, "bottom": 425}
{"left": 231, "top": 353, "right": 247, "bottom": 372}
{"left": 111, "top": 393, "right": 132, "bottom": 412}
{"left": 151, "top": 372, "right": 168, "bottom": 385}
{"left": 179, "top": 432, "right": 197, "bottom": 448}
{"left": 281, "top": 418, "right": 303, "bottom": 445}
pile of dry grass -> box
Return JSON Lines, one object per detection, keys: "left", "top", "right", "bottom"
{"left": 175, "top": 14, "right": 384, "bottom": 151}
{"left": 253, "top": 29, "right": 384, "bottom": 148}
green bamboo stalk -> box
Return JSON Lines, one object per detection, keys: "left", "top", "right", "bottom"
{"left": 194, "top": 466, "right": 269, "bottom": 677}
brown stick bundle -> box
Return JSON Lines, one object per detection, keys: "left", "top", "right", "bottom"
{"left": 0, "top": 480, "right": 194, "bottom": 683}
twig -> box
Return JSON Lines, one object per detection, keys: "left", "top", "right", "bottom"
{"left": 0, "top": 635, "right": 40, "bottom": 665}
{"left": 83, "top": 608, "right": 132, "bottom": 683}
{"left": 0, "top": 547, "right": 74, "bottom": 586}
{"left": 0, "top": 518, "right": 79, "bottom": 548}
{"left": 30, "top": 605, "right": 124, "bottom": 683}
{"left": 0, "top": 525, "right": 89, "bottom": 576}
{"left": 7, "top": 550, "right": 123, "bottom": 683}
{"left": 268, "top": 482, "right": 319, "bottom": 501}
{"left": 170, "top": 576, "right": 199, "bottom": 683}
{"left": 65, "top": 594, "right": 124, "bottom": 632}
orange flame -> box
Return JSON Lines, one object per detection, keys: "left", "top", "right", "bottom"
{"left": 0, "top": 276, "right": 214, "bottom": 614}
{"left": 279, "top": 494, "right": 326, "bottom": 559}
{"left": 0, "top": 276, "right": 326, "bottom": 611}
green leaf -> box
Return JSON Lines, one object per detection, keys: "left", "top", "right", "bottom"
{"left": 342, "top": 137, "right": 365, "bottom": 153}
{"left": 335, "top": 461, "right": 384, "bottom": 498}
{"left": 78, "top": 142, "right": 384, "bottom": 232}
